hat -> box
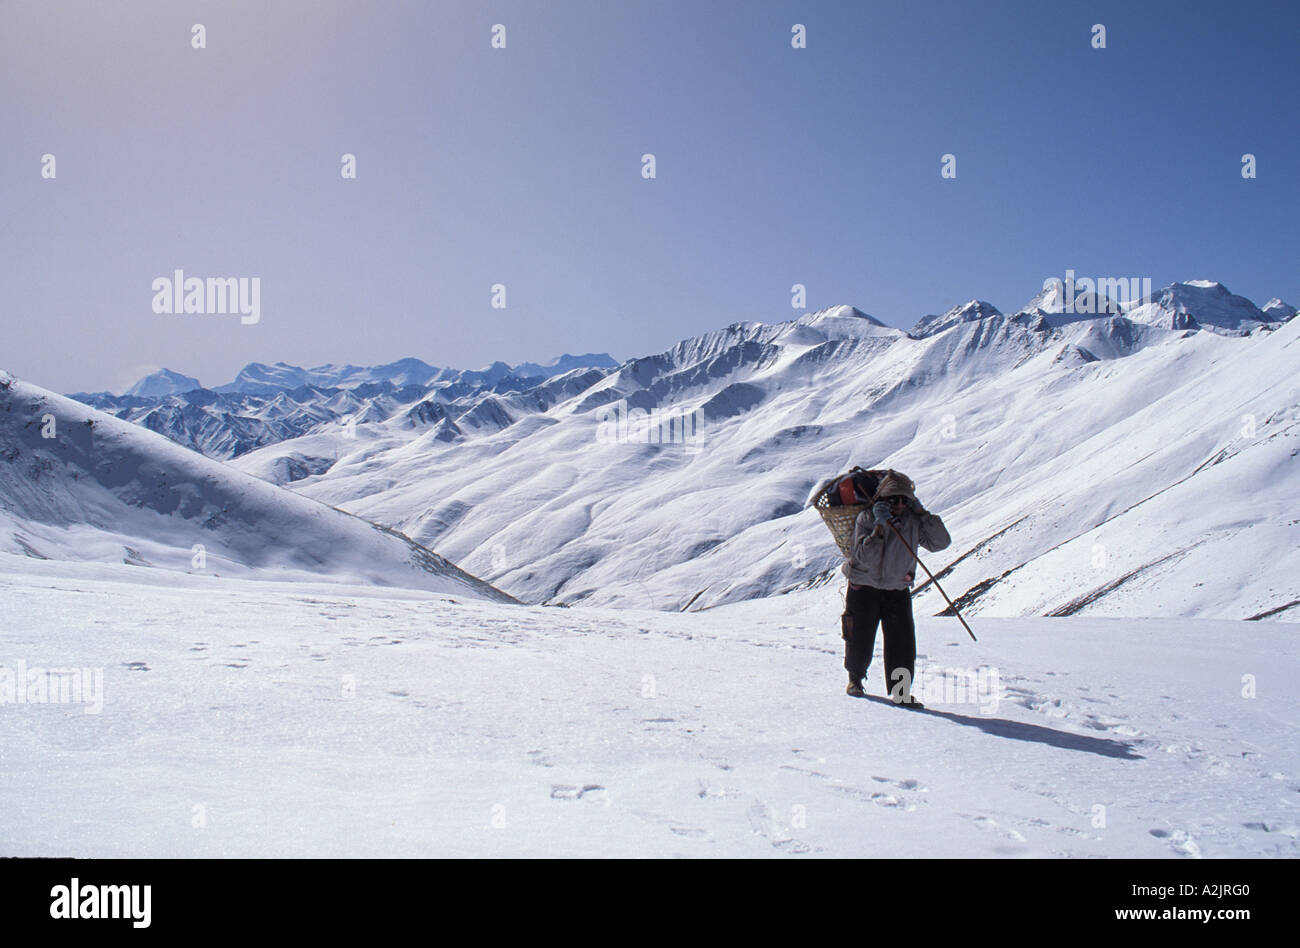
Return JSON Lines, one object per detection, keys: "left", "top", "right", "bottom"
{"left": 873, "top": 470, "right": 916, "bottom": 503}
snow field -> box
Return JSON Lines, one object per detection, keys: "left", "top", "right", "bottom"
{"left": 2, "top": 558, "right": 1295, "bottom": 858}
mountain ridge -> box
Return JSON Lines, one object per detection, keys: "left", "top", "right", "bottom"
{"left": 45, "top": 278, "right": 1300, "bottom": 619}
{"left": 0, "top": 369, "right": 515, "bottom": 601}
{"left": 218, "top": 280, "right": 1298, "bottom": 620}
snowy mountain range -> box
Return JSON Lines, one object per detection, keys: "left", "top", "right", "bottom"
{"left": 28, "top": 279, "right": 1300, "bottom": 621}
{"left": 71, "top": 353, "right": 620, "bottom": 460}
{"left": 0, "top": 370, "right": 514, "bottom": 601}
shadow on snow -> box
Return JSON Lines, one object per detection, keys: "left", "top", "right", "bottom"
{"left": 860, "top": 695, "right": 1145, "bottom": 760}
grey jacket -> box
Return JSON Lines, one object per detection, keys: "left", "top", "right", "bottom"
{"left": 841, "top": 507, "right": 951, "bottom": 590}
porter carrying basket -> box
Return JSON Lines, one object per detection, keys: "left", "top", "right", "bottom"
{"left": 806, "top": 466, "right": 915, "bottom": 558}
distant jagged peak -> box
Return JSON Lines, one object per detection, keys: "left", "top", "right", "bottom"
{"left": 511, "top": 352, "right": 620, "bottom": 377}
{"left": 375, "top": 356, "right": 440, "bottom": 372}
{"left": 908, "top": 299, "right": 1004, "bottom": 339}
{"left": 1125, "top": 280, "right": 1271, "bottom": 333}
{"left": 123, "top": 368, "right": 203, "bottom": 398}
{"left": 212, "top": 358, "right": 444, "bottom": 395}
{"left": 945, "top": 299, "right": 1003, "bottom": 321}
{"left": 1150, "top": 280, "right": 1241, "bottom": 306}
{"left": 799, "top": 304, "right": 889, "bottom": 327}
{"left": 1261, "top": 298, "right": 1297, "bottom": 321}
{"left": 764, "top": 305, "right": 902, "bottom": 347}
{"left": 1021, "top": 279, "right": 1066, "bottom": 314}
{"left": 215, "top": 362, "right": 309, "bottom": 394}
{"left": 656, "top": 304, "right": 898, "bottom": 357}
{"left": 1142, "top": 279, "right": 1257, "bottom": 307}
{"left": 469, "top": 359, "right": 515, "bottom": 375}
{"left": 1016, "top": 280, "right": 1123, "bottom": 318}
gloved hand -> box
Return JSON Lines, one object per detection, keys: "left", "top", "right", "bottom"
{"left": 871, "top": 501, "right": 892, "bottom": 526}
{"left": 907, "top": 496, "right": 928, "bottom": 515}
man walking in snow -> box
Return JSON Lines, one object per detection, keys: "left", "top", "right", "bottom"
{"left": 842, "top": 471, "right": 951, "bottom": 706}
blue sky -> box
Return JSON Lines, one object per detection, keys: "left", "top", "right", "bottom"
{"left": 2, "top": 0, "right": 1296, "bottom": 393}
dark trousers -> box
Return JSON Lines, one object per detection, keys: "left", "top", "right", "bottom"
{"left": 842, "top": 584, "right": 916, "bottom": 698}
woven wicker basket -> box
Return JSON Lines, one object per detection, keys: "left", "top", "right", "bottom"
{"left": 812, "top": 493, "right": 867, "bottom": 558}
{"left": 810, "top": 466, "right": 914, "bottom": 558}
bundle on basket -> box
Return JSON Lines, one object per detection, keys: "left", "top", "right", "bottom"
{"left": 805, "top": 466, "right": 915, "bottom": 557}
{"left": 806, "top": 465, "right": 977, "bottom": 641}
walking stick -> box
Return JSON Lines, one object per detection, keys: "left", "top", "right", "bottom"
{"left": 887, "top": 520, "right": 977, "bottom": 642}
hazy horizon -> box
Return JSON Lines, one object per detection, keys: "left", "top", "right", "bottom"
{"left": 4, "top": 0, "right": 1297, "bottom": 394}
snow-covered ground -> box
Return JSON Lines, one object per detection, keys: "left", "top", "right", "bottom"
{"left": 2, "top": 555, "right": 1295, "bottom": 858}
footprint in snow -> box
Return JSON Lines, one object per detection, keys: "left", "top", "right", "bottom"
{"left": 1014, "top": 816, "right": 1092, "bottom": 840}
{"left": 696, "top": 780, "right": 742, "bottom": 800}
{"left": 1149, "top": 827, "right": 1203, "bottom": 857}
{"left": 746, "top": 801, "right": 814, "bottom": 853}
{"left": 966, "top": 814, "right": 1027, "bottom": 842}
{"left": 551, "top": 784, "right": 607, "bottom": 802}
{"left": 868, "top": 792, "right": 906, "bottom": 808}
{"left": 772, "top": 838, "right": 812, "bottom": 854}
{"left": 783, "top": 768, "right": 922, "bottom": 810}
{"left": 123, "top": 662, "right": 150, "bottom": 672}
{"left": 1242, "top": 821, "right": 1300, "bottom": 838}
{"left": 827, "top": 785, "right": 917, "bottom": 811}
{"left": 872, "top": 776, "right": 927, "bottom": 792}
{"left": 780, "top": 764, "right": 829, "bottom": 779}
